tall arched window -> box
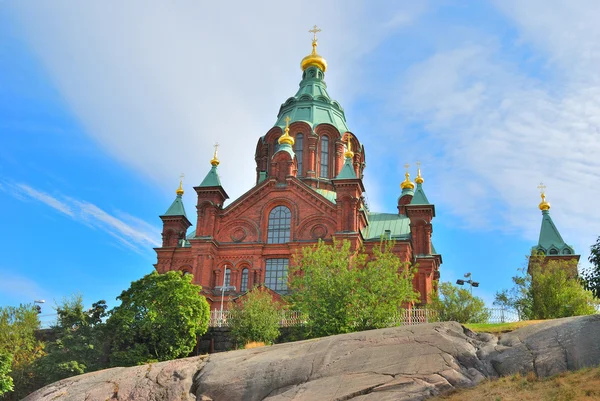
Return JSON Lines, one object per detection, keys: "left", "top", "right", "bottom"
{"left": 267, "top": 206, "right": 291, "bottom": 244}
{"left": 320, "top": 136, "right": 329, "bottom": 178}
{"left": 295, "top": 134, "right": 303, "bottom": 175}
{"left": 224, "top": 268, "right": 231, "bottom": 287}
{"left": 240, "top": 268, "right": 249, "bottom": 292}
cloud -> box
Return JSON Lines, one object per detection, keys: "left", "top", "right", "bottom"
{"left": 387, "top": 3, "right": 600, "bottom": 257}
{"left": 3, "top": 181, "right": 160, "bottom": 251}
{"left": 7, "top": 0, "right": 426, "bottom": 207}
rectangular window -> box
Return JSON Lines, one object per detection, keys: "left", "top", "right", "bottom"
{"left": 320, "top": 136, "right": 329, "bottom": 178}
{"left": 265, "top": 259, "right": 288, "bottom": 294}
{"left": 240, "top": 268, "right": 249, "bottom": 292}
{"left": 295, "top": 134, "right": 303, "bottom": 175}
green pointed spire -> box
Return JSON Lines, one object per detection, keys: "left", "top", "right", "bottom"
{"left": 335, "top": 157, "right": 356, "bottom": 179}
{"left": 199, "top": 165, "right": 222, "bottom": 187}
{"left": 163, "top": 193, "right": 187, "bottom": 217}
{"left": 536, "top": 209, "right": 575, "bottom": 255}
{"left": 410, "top": 183, "right": 431, "bottom": 205}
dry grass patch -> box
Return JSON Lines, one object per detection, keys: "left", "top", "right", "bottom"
{"left": 430, "top": 367, "right": 600, "bottom": 401}
{"left": 244, "top": 341, "right": 266, "bottom": 349}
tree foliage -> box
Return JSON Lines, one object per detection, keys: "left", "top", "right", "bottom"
{"left": 495, "top": 254, "right": 598, "bottom": 320}
{"left": 34, "top": 296, "right": 108, "bottom": 385}
{"left": 430, "top": 282, "right": 490, "bottom": 323}
{"left": 0, "top": 352, "right": 14, "bottom": 396}
{"left": 228, "top": 288, "right": 282, "bottom": 347}
{"left": 107, "top": 271, "right": 210, "bottom": 366}
{"left": 289, "top": 239, "right": 418, "bottom": 338}
{"left": 0, "top": 304, "right": 44, "bottom": 399}
{"left": 581, "top": 236, "right": 600, "bottom": 298}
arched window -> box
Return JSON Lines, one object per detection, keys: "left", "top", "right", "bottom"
{"left": 549, "top": 248, "right": 558, "bottom": 255}
{"left": 267, "top": 206, "right": 291, "bottom": 244}
{"left": 224, "top": 268, "right": 231, "bottom": 287}
{"left": 563, "top": 248, "right": 571, "bottom": 255}
{"left": 240, "top": 268, "right": 249, "bottom": 292}
{"left": 320, "top": 136, "right": 329, "bottom": 178}
{"left": 295, "top": 134, "right": 303, "bottom": 175}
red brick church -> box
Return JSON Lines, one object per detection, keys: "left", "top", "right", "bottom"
{"left": 154, "top": 29, "right": 442, "bottom": 310}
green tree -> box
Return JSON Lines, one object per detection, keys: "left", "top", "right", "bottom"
{"left": 107, "top": 271, "right": 210, "bottom": 366}
{"left": 581, "top": 236, "right": 600, "bottom": 298}
{"left": 0, "top": 304, "right": 44, "bottom": 399}
{"left": 431, "top": 282, "right": 490, "bottom": 323}
{"left": 496, "top": 254, "right": 598, "bottom": 320}
{"left": 0, "top": 353, "right": 14, "bottom": 397}
{"left": 34, "top": 296, "right": 108, "bottom": 385}
{"left": 289, "top": 239, "right": 417, "bottom": 338}
{"left": 228, "top": 288, "right": 282, "bottom": 347}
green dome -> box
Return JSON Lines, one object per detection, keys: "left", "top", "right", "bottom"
{"left": 274, "top": 66, "right": 349, "bottom": 133}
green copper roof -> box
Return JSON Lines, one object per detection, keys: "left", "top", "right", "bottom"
{"left": 398, "top": 187, "right": 414, "bottom": 202}
{"left": 410, "top": 183, "right": 431, "bottom": 205}
{"left": 362, "top": 212, "right": 410, "bottom": 240}
{"left": 335, "top": 157, "right": 356, "bottom": 179}
{"left": 274, "top": 66, "right": 349, "bottom": 133}
{"left": 199, "top": 165, "right": 222, "bottom": 187}
{"left": 273, "top": 143, "right": 295, "bottom": 159}
{"left": 535, "top": 210, "right": 576, "bottom": 255}
{"left": 162, "top": 194, "right": 187, "bottom": 217}
{"left": 312, "top": 188, "right": 337, "bottom": 203}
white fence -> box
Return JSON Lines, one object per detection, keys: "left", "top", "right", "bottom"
{"left": 209, "top": 308, "right": 437, "bottom": 328}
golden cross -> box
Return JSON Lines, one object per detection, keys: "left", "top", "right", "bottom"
{"left": 179, "top": 173, "right": 185, "bottom": 182}
{"left": 416, "top": 161, "right": 421, "bottom": 169}
{"left": 309, "top": 25, "right": 321, "bottom": 41}
{"left": 213, "top": 142, "right": 219, "bottom": 156}
{"left": 404, "top": 163, "right": 410, "bottom": 172}
{"left": 537, "top": 182, "right": 546, "bottom": 194}
{"left": 284, "top": 116, "right": 291, "bottom": 128}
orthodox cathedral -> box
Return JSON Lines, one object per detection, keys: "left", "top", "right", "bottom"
{"left": 154, "top": 29, "right": 442, "bottom": 309}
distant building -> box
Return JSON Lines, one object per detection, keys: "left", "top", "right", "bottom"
{"left": 529, "top": 185, "right": 579, "bottom": 275}
{"left": 154, "top": 30, "right": 442, "bottom": 310}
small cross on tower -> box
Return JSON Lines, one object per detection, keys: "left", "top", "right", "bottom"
{"left": 537, "top": 182, "right": 546, "bottom": 194}
{"left": 309, "top": 25, "right": 321, "bottom": 42}
{"left": 284, "top": 116, "right": 291, "bottom": 128}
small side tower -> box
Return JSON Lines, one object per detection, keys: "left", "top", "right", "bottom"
{"left": 269, "top": 116, "right": 298, "bottom": 183}
{"left": 160, "top": 177, "right": 192, "bottom": 248}
{"left": 194, "top": 145, "right": 229, "bottom": 238}
{"left": 529, "top": 184, "right": 579, "bottom": 275}
{"left": 397, "top": 164, "right": 414, "bottom": 215}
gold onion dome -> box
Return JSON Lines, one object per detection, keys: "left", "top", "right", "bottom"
{"left": 301, "top": 25, "right": 328, "bottom": 72}
{"left": 175, "top": 179, "right": 184, "bottom": 196}
{"left": 539, "top": 192, "right": 551, "bottom": 211}
{"left": 415, "top": 165, "right": 424, "bottom": 184}
{"left": 344, "top": 135, "right": 354, "bottom": 159}
{"left": 279, "top": 116, "right": 295, "bottom": 146}
{"left": 210, "top": 144, "right": 220, "bottom": 167}
{"left": 400, "top": 171, "right": 415, "bottom": 190}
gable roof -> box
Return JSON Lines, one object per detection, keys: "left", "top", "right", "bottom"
{"left": 362, "top": 212, "right": 410, "bottom": 241}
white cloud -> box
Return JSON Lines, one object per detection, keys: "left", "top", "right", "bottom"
{"left": 7, "top": 0, "right": 425, "bottom": 207}
{"left": 4, "top": 181, "right": 160, "bottom": 251}
{"left": 385, "top": 2, "right": 600, "bottom": 258}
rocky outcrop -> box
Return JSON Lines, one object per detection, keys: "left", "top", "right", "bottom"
{"left": 24, "top": 315, "right": 600, "bottom": 401}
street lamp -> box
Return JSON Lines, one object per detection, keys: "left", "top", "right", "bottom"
{"left": 214, "top": 266, "right": 236, "bottom": 327}
{"left": 456, "top": 272, "right": 479, "bottom": 294}
{"left": 34, "top": 299, "right": 45, "bottom": 314}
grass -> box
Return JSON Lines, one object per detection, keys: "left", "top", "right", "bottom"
{"left": 464, "top": 320, "right": 545, "bottom": 334}
{"left": 430, "top": 367, "right": 600, "bottom": 401}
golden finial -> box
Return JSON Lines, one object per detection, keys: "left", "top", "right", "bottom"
{"left": 537, "top": 182, "right": 550, "bottom": 211}
{"left": 400, "top": 163, "right": 415, "bottom": 190}
{"left": 210, "top": 143, "right": 220, "bottom": 167}
{"left": 278, "top": 116, "right": 295, "bottom": 146}
{"left": 415, "top": 161, "right": 424, "bottom": 184}
{"left": 176, "top": 173, "right": 184, "bottom": 196}
{"left": 301, "top": 25, "right": 328, "bottom": 72}
{"left": 344, "top": 134, "right": 354, "bottom": 159}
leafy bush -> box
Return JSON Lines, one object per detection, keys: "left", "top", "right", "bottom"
{"left": 431, "top": 282, "right": 490, "bottom": 323}
{"left": 229, "top": 288, "right": 281, "bottom": 347}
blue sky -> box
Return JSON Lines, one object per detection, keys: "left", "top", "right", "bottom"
{"left": 2, "top": 1, "right": 599, "bottom": 322}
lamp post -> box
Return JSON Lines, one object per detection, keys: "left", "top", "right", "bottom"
{"left": 215, "top": 267, "right": 236, "bottom": 327}
{"left": 456, "top": 272, "right": 479, "bottom": 294}
{"left": 34, "top": 299, "right": 45, "bottom": 314}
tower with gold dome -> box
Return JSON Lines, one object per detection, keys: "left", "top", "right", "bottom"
{"left": 155, "top": 28, "right": 442, "bottom": 309}
{"left": 530, "top": 184, "right": 579, "bottom": 268}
